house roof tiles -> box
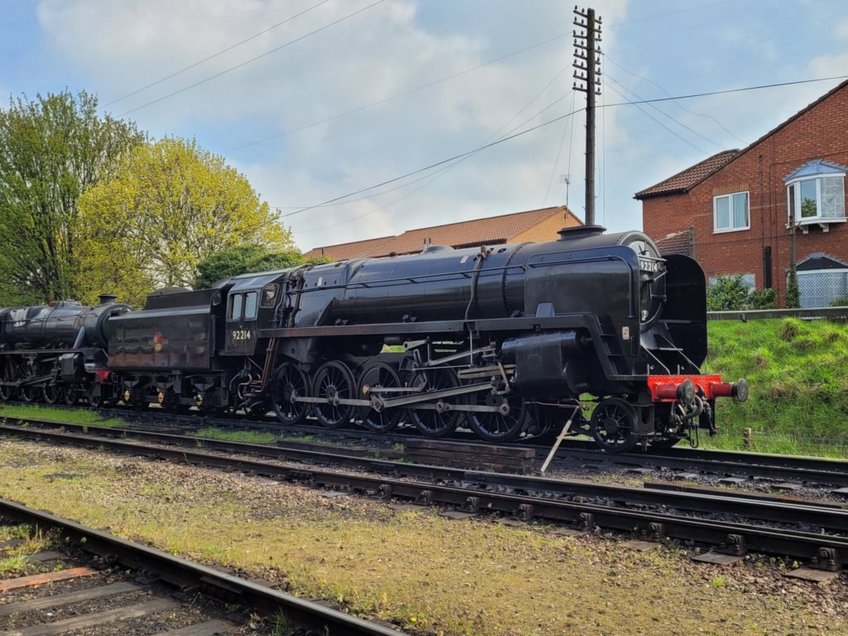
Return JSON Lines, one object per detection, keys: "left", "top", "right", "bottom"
{"left": 653, "top": 228, "right": 694, "bottom": 257}
{"left": 303, "top": 235, "right": 396, "bottom": 261}
{"left": 635, "top": 150, "right": 740, "bottom": 200}
{"left": 303, "top": 206, "right": 578, "bottom": 261}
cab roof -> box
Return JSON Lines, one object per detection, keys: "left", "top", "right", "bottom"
{"left": 227, "top": 270, "right": 287, "bottom": 293}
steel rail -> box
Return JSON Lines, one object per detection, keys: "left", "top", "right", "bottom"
{"left": 2, "top": 422, "right": 848, "bottom": 566}
{"left": 0, "top": 498, "right": 403, "bottom": 635}
{"left": 535, "top": 444, "right": 848, "bottom": 486}
{"left": 96, "top": 402, "right": 848, "bottom": 480}
{"left": 5, "top": 402, "right": 848, "bottom": 486}
{"left": 132, "top": 404, "right": 848, "bottom": 476}
{"left": 3, "top": 420, "right": 848, "bottom": 531}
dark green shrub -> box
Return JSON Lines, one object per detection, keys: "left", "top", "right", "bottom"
{"left": 707, "top": 275, "right": 776, "bottom": 311}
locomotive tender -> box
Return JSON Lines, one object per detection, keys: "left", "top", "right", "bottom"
{"left": 0, "top": 225, "right": 746, "bottom": 451}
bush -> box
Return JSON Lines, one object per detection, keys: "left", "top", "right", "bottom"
{"left": 748, "top": 287, "right": 776, "bottom": 309}
{"left": 193, "top": 244, "right": 304, "bottom": 289}
{"left": 706, "top": 275, "right": 776, "bottom": 311}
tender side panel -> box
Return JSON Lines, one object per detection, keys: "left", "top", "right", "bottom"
{"left": 107, "top": 306, "right": 213, "bottom": 372}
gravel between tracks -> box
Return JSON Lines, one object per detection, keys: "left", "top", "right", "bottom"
{"left": 1, "top": 439, "right": 847, "bottom": 635}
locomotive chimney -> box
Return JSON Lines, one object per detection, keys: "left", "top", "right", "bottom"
{"left": 98, "top": 293, "right": 118, "bottom": 305}
{"left": 557, "top": 225, "right": 607, "bottom": 240}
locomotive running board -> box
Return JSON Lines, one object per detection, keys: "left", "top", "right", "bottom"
{"left": 260, "top": 313, "right": 594, "bottom": 339}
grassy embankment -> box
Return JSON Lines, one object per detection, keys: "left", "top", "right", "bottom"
{"left": 704, "top": 317, "right": 848, "bottom": 457}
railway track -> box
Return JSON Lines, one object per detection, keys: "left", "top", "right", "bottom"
{"left": 2, "top": 419, "right": 847, "bottom": 573}
{"left": 96, "top": 409, "right": 848, "bottom": 486}
{"left": 0, "top": 498, "right": 403, "bottom": 635}
{"left": 5, "top": 407, "right": 848, "bottom": 488}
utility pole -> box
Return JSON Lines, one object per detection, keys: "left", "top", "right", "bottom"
{"left": 573, "top": 6, "right": 601, "bottom": 226}
{"left": 786, "top": 198, "right": 800, "bottom": 307}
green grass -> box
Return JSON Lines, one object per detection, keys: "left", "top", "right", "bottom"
{"left": 194, "top": 426, "right": 279, "bottom": 445}
{"left": 0, "top": 404, "right": 126, "bottom": 428}
{"left": 704, "top": 318, "right": 848, "bottom": 457}
{"left": 0, "top": 526, "right": 53, "bottom": 577}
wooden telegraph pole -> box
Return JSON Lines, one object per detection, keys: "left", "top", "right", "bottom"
{"left": 573, "top": 6, "right": 602, "bottom": 226}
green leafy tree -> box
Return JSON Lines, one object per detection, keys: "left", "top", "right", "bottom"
{"left": 194, "top": 244, "right": 304, "bottom": 289}
{"left": 0, "top": 90, "right": 143, "bottom": 304}
{"left": 707, "top": 275, "right": 776, "bottom": 311}
{"left": 76, "top": 137, "right": 295, "bottom": 306}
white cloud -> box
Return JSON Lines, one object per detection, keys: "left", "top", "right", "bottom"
{"left": 33, "top": 0, "right": 641, "bottom": 250}
{"left": 835, "top": 17, "right": 848, "bottom": 40}
{"left": 27, "top": 0, "right": 848, "bottom": 254}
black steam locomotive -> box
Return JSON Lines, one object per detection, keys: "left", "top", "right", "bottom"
{"left": 0, "top": 226, "right": 746, "bottom": 451}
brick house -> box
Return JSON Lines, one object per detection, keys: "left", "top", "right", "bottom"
{"left": 635, "top": 79, "right": 848, "bottom": 307}
{"left": 304, "top": 206, "right": 582, "bottom": 260}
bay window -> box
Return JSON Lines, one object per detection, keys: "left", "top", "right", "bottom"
{"left": 785, "top": 161, "right": 846, "bottom": 228}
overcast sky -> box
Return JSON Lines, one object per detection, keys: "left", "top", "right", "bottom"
{"left": 1, "top": 0, "right": 847, "bottom": 251}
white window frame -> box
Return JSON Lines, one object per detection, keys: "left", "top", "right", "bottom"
{"left": 713, "top": 191, "right": 750, "bottom": 233}
{"left": 786, "top": 172, "right": 846, "bottom": 226}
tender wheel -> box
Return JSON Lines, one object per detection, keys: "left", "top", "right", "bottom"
{"left": 467, "top": 390, "right": 528, "bottom": 443}
{"left": 409, "top": 368, "right": 463, "bottom": 438}
{"left": 590, "top": 397, "right": 639, "bottom": 453}
{"left": 271, "top": 362, "right": 310, "bottom": 425}
{"left": 356, "top": 362, "right": 403, "bottom": 433}
{"left": 312, "top": 361, "right": 356, "bottom": 429}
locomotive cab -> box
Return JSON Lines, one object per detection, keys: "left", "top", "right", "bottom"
{"left": 222, "top": 271, "right": 287, "bottom": 356}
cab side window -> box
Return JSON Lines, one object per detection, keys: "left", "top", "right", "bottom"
{"left": 229, "top": 294, "right": 243, "bottom": 321}
{"left": 260, "top": 284, "right": 278, "bottom": 308}
{"left": 244, "top": 291, "right": 258, "bottom": 320}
